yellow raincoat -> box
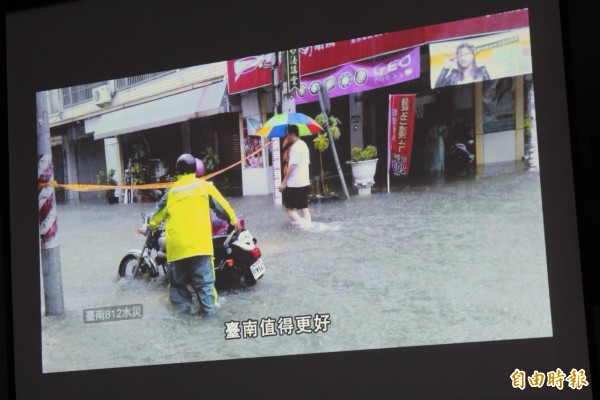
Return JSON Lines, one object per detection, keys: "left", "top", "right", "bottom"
{"left": 148, "top": 173, "right": 238, "bottom": 262}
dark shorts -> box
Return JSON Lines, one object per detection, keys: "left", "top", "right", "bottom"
{"left": 282, "top": 186, "right": 309, "bottom": 209}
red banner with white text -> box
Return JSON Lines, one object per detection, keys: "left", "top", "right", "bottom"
{"left": 388, "top": 94, "right": 415, "bottom": 176}
{"left": 227, "top": 54, "right": 276, "bottom": 95}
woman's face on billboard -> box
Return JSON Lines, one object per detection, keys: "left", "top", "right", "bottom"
{"left": 457, "top": 46, "right": 474, "bottom": 68}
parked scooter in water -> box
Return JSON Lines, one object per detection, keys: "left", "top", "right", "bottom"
{"left": 118, "top": 212, "right": 265, "bottom": 289}
{"left": 445, "top": 139, "right": 475, "bottom": 181}
{"left": 212, "top": 219, "right": 265, "bottom": 289}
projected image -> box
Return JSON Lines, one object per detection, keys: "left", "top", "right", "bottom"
{"left": 430, "top": 27, "right": 532, "bottom": 88}
{"left": 38, "top": 8, "right": 551, "bottom": 373}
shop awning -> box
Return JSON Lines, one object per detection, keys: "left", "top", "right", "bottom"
{"left": 92, "top": 80, "right": 226, "bottom": 140}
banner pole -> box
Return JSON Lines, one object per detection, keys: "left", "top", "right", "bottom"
{"left": 387, "top": 94, "right": 392, "bottom": 194}
{"left": 387, "top": 172, "right": 390, "bottom": 194}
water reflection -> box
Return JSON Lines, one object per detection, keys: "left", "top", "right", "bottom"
{"left": 524, "top": 111, "right": 539, "bottom": 171}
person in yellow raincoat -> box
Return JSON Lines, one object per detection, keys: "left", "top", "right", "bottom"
{"left": 148, "top": 154, "right": 241, "bottom": 314}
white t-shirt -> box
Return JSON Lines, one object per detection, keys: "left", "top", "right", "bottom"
{"left": 287, "top": 138, "right": 310, "bottom": 187}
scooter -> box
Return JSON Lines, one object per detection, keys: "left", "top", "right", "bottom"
{"left": 118, "top": 212, "right": 265, "bottom": 289}
{"left": 445, "top": 139, "right": 475, "bottom": 180}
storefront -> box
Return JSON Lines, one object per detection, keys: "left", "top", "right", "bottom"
{"left": 83, "top": 79, "right": 243, "bottom": 200}
{"left": 50, "top": 121, "right": 108, "bottom": 203}
{"left": 226, "top": 55, "right": 278, "bottom": 197}
{"left": 227, "top": 9, "right": 534, "bottom": 192}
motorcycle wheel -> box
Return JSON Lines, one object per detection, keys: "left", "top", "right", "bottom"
{"left": 214, "top": 263, "right": 238, "bottom": 290}
{"left": 118, "top": 254, "right": 148, "bottom": 278}
{"left": 242, "top": 265, "right": 258, "bottom": 286}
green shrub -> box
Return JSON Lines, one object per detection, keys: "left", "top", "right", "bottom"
{"left": 349, "top": 145, "right": 377, "bottom": 162}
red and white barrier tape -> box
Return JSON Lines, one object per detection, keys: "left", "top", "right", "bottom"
{"left": 38, "top": 154, "right": 58, "bottom": 249}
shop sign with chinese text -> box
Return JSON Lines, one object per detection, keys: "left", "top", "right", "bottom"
{"left": 295, "top": 47, "right": 420, "bottom": 105}
{"left": 388, "top": 94, "right": 416, "bottom": 176}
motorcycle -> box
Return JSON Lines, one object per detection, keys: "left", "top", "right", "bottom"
{"left": 445, "top": 138, "right": 475, "bottom": 181}
{"left": 118, "top": 212, "right": 265, "bottom": 289}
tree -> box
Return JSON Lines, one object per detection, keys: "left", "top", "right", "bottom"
{"left": 312, "top": 113, "right": 341, "bottom": 196}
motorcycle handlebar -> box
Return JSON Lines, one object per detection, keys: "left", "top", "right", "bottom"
{"left": 137, "top": 223, "right": 149, "bottom": 236}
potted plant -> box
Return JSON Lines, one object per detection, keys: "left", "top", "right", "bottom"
{"left": 310, "top": 113, "right": 341, "bottom": 202}
{"left": 198, "top": 146, "right": 235, "bottom": 194}
{"left": 347, "top": 145, "right": 378, "bottom": 195}
{"left": 308, "top": 172, "right": 338, "bottom": 203}
{"left": 129, "top": 161, "right": 154, "bottom": 202}
{"left": 97, "top": 168, "right": 119, "bottom": 204}
{"left": 200, "top": 146, "right": 220, "bottom": 173}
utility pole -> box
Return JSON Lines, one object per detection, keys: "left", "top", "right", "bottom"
{"left": 273, "top": 52, "right": 281, "bottom": 115}
{"left": 318, "top": 84, "right": 350, "bottom": 200}
{"left": 37, "top": 91, "right": 64, "bottom": 315}
{"left": 270, "top": 52, "right": 283, "bottom": 205}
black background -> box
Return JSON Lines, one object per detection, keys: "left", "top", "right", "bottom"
{"left": 3, "top": 0, "right": 600, "bottom": 398}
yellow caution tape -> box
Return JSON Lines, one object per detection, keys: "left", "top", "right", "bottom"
{"left": 38, "top": 140, "right": 274, "bottom": 191}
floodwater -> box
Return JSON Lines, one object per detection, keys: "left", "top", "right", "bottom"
{"left": 41, "top": 166, "right": 552, "bottom": 373}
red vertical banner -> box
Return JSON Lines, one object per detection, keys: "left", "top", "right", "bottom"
{"left": 388, "top": 94, "right": 416, "bottom": 176}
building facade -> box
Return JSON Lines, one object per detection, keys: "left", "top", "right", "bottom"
{"left": 43, "top": 9, "right": 536, "bottom": 203}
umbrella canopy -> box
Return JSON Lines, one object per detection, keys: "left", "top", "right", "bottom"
{"left": 255, "top": 112, "right": 323, "bottom": 138}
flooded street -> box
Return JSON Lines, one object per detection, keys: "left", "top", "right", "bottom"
{"left": 41, "top": 167, "right": 552, "bottom": 373}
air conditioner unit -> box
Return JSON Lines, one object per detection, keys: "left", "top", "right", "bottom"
{"left": 92, "top": 85, "right": 112, "bottom": 107}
